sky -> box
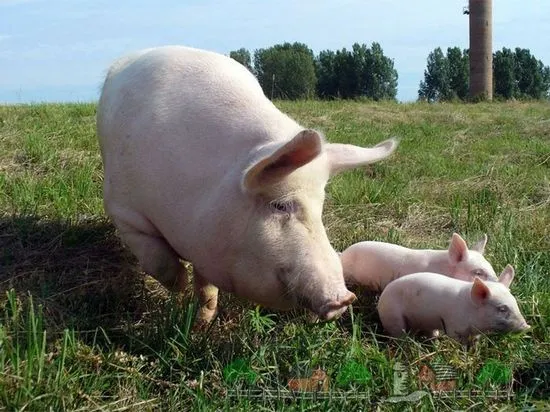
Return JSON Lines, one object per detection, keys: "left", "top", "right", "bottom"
{"left": 1, "top": 0, "right": 549, "bottom": 103}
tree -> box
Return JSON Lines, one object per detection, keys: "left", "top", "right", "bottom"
{"left": 253, "top": 42, "right": 317, "bottom": 100}
{"left": 333, "top": 48, "right": 359, "bottom": 99}
{"left": 513, "top": 48, "right": 550, "bottom": 99}
{"left": 420, "top": 45, "right": 549, "bottom": 101}
{"left": 493, "top": 47, "right": 550, "bottom": 100}
{"left": 316, "top": 43, "right": 398, "bottom": 100}
{"left": 229, "top": 48, "right": 253, "bottom": 72}
{"left": 363, "top": 42, "right": 398, "bottom": 100}
{"left": 447, "top": 47, "right": 469, "bottom": 100}
{"left": 418, "top": 47, "right": 451, "bottom": 102}
{"left": 493, "top": 47, "right": 516, "bottom": 99}
{"left": 315, "top": 50, "right": 338, "bottom": 98}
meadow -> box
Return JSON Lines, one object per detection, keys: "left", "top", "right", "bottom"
{"left": 0, "top": 100, "right": 549, "bottom": 411}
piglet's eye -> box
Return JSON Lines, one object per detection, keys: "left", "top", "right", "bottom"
{"left": 270, "top": 201, "right": 294, "bottom": 214}
{"left": 498, "top": 305, "right": 509, "bottom": 313}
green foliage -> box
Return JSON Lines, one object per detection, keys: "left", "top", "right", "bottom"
{"left": 253, "top": 42, "right": 317, "bottom": 100}
{"left": 229, "top": 47, "right": 253, "bottom": 72}
{"left": 494, "top": 47, "right": 517, "bottom": 99}
{"left": 447, "top": 47, "right": 469, "bottom": 100}
{"left": 420, "top": 46, "right": 550, "bottom": 101}
{"left": 418, "top": 47, "right": 452, "bottom": 102}
{"left": 315, "top": 42, "right": 398, "bottom": 100}
{"left": 245, "top": 305, "right": 276, "bottom": 336}
{"left": 510, "top": 47, "right": 550, "bottom": 100}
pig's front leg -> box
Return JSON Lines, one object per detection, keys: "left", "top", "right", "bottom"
{"left": 114, "top": 218, "right": 189, "bottom": 292}
{"left": 193, "top": 271, "right": 219, "bottom": 325}
{"left": 379, "top": 310, "right": 408, "bottom": 338}
{"left": 447, "top": 325, "right": 474, "bottom": 345}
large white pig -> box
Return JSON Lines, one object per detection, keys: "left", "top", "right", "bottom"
{"left": 340, "top": 233, "right": 498, "bottom": 292}
{"left": 377, "top": 265, "right": 530, "bottom": 343}
{"left": 96, "top": 46, "right": 398, "bottom": 323}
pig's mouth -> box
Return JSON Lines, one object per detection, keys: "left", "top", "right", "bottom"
{"left": 318, "top": 292, "right": 357, "bottom": 320}
{"left": 276, "top": 268, "right": 356, "bottom": 321}
{"left": 296, "top": 291, "right": 357, "bottom": 321}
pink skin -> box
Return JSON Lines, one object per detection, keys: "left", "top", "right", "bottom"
{"left": 377, "top": 265, "right": 530, "bottom": 343}
{"left": 340, "top": 233, "right": 498, "bottom": 292}
{"left": 97, "top": 46, "right": 398, "bottom": 323}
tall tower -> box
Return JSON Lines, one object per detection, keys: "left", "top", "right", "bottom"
{"left": 468, "top": 0, "right": 493, "bottom": 100}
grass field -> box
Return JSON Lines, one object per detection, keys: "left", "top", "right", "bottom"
{"left": 0, "top": 100, "right": 549, "bottom": 411}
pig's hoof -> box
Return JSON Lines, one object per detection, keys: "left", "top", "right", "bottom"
{"left": 192, "top": 318, "right": 211, "bottom": 332}
{"left": 192, "top": 310, "right": 217, "bottom": 332}
{"left": 306, "top": 312, "right": 321, "bottom": 323}
{"left": 197, "top": 306, "right": 218, "bottom": 323}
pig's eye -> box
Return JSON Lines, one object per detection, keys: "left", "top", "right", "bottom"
{"left": 270, "top": 200, "right": 294, "bottom": 215}
{"left": 497, "top": 305, "right": 509, "bottom": 314}
{"left": 472, "top": 269, "right": 486, "bottom": 279}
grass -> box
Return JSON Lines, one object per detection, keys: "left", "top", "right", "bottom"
{"left": 0, "top": 100, "right": 549, "bottom": 410}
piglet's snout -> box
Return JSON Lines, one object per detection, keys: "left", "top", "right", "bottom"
{"left": 518, "top": 321, "right": 530, "bottom": 331}
{"left": 318, "top": 291, "right": 357, "bottom": 321}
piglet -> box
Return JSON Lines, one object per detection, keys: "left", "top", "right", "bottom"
{"left": 340, "top": 233, "right": 498, "bottom": 292}
{"left": 376, "top": 265, "right": 530, "bottom": 343}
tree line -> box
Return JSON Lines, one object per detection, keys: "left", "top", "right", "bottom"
{"left": 419, "top": 46, "right": 550, "bottom": 102}
{"left": 230, "top": 42, "right": 398, "bottom": 101}
{"left": 229, "top": 42, "right": 550, "bottom": 102}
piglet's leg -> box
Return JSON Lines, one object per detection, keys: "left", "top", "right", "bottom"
{"left": 194, "top": 272, "right": 219, "bottom": 325}
{"left": 379, "top": 309, "right": 408, "bottom": 338}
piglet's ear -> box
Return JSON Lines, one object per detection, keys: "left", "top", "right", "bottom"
{"left": 325, "top": 138, "right": 398, "bottom": 177}
{"left": 242, "top": 129, "right": 322, "bottom": 192}
{"left": 471, "top": 234, "right": 488, "bottom": 254}
{"left": 448, "top": 233, "right": 468, "bottom": 265}
{"left": 498, "top": 264, "right": 515, "bottom": 289}
{"left": 471, "top": 277, "right": 491, "bottom": 306}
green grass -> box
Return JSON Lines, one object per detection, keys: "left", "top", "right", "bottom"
{"left": 1, "top": 100, "right": 549, "bottom": 410}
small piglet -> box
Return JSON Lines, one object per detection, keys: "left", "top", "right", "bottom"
{"left": 340, "top": 233, "right": 498, "bottom": 292}
{"left": 377, "top": 265, "right": 530, "bottom": 343}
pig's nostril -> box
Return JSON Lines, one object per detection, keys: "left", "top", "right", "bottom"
{"left": 318, "top": 293, "right": 356, "bottom": 321}
{"left": 340, "top": 292, "right": 357, "bottom": 306}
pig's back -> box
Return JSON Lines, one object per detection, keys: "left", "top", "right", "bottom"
{"left": 341, "top": 241, "right": 413, "bottom": 290}
{"left": 379, "top": 272, "right": 467, "bottom": 318}
{"left": 98, "top": 45, "right": 298, "bottom": 174}
{"left": 97, "top": 46, "right": 301, "bottom": 217}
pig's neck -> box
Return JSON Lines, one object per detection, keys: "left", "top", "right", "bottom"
{"left": 408, "top": 249, "right": 454, "bottom": 276}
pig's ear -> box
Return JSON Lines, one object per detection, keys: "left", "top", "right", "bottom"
{"left": 448, "top": 233, "right": 468, "bottom": 265}
{"left": 498, "top": 264, "right": 515, "bottom": 288}
{"left": 325, "top": 137, "right": 398, "bottom": 177}
{"left": 471, "top": 234, "right": 488, "bottom": 254}
{"left": 471, "top": 277, "right": 491, "bottom": 305}
{"left": 242, "top": 129, "right": 322, "bottom": 192}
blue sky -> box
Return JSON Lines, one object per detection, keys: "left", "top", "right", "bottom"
{"left": 1, "top": 0, "right": 549, "bottom": 103}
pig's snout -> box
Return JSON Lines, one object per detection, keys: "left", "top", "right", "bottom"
{"left": 518, "top": 321, "right": 530, "bottom": 332}
{"left": 318, "top": 291, "right": 357, "bottom": 321}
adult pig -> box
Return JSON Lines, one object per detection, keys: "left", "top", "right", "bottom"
{"left": 340, "top": 233, "right": 498, "bottom": 292}
{"left": 377, "top": 265, "right": 530, "bottom": 343}
{"left": 96, "top": 46, "right": 398, "bottom": 323}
